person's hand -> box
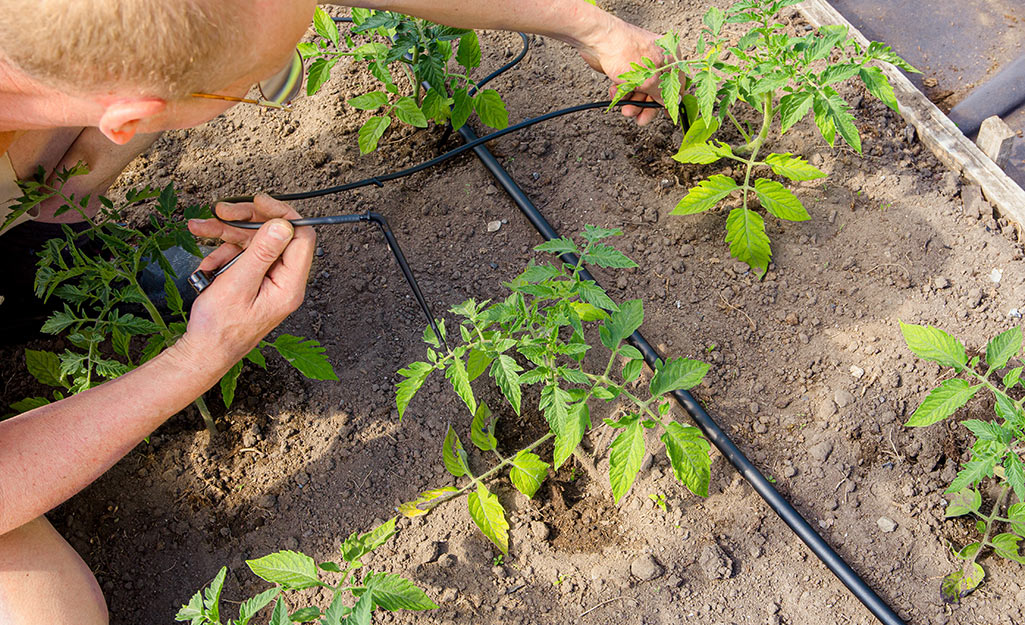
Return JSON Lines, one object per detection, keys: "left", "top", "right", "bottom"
{"left": 176, "top": 194, "right": 315, "bottom": 368}
{"left": 574, "top": 16, "right": 667, "bottom": 126}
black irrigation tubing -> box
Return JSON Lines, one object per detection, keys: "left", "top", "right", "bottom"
{"left": 212, "top": 16, "right": 906, "bottom": 625}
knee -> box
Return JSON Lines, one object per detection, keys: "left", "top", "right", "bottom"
{"left": 0, "top": 517, "right": 108, "bottom": 625}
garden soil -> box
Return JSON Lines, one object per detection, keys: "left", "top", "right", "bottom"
{"left": 4, "top": 2, "right": 1025, "bottom": 624}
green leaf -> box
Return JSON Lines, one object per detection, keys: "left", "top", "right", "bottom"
{"left": 363, "top": 571, "right": 438, "bottom": 610}
{"left": 1003, "top": 366, "right": 1022, "bottom": 389}
{"left": 680, "top": 116, "right": 720, "bottom": 146}
{"left": 220, "top": 360, "right": 243, "bottom": 409}
{"left": 672, "top": 141, "right": 725, "bottom": 165}
{"left": 660, "top": 70, "right": 682, "bottom": 125}
{"left": 899, "top": 322, "right": 968, "bottom": 370}
{"left": 944, "top": 489, "right": 982, "bottom": 517}
{"left": 313, "top": 6, "right": 340, "bottom": 47}
{"left": 175, "top": 590, "right": 204, "bottom": 622}
{"left": 553, "top": 401, "right": 590, "bottom": 470}
{"left": 695, "top": 70, "right": 718, "bottom": 121}
{"left": 608, "top": 416, "right": 645, "bottom": 503}
{"left": 1009, "top": 502, "right": 1025, "bottom": 536}
{"left": 582, "top": 243, "right": 637, "bottom": 269}
{"left": 397, "top": 487, "right": 458, "bottom": 518}
{"left": 509, "top": 450, "right": 549, "bottom": 498}
{"left": 1005, "top": 452, "right": 1025, "bottom": 503}
{"left": 237, "top": 588, "right": 280, "bottom": 625}
{"left": 348, "top": 91, "right": 389, "bottom": 111}
{"left": 339, "top": 518, "right": 396, "bottom": 565}
{"left": 947, "top": 456, "right": 999, "bottom": 493}
{"left": 486, "top": 354, "right": 522, "bottom": 415}
{"left": 813, "top": 91, "right": 861, "bottom": 152}
{"left": 467, "top": 483, "right": 509, "bottom": 553}
{"left": 456, "top": 31, "right": 481, "bottom": 69}
{"left": 396, "top": 361, "right": 432, "bottom": 419}
{"left": 577, "top": 281, "right": 618, "bottom": 312}
{"left": 819, "top": 63, "right": 860, "bottom": 85}
{"left": 342, "top": 589, "right": 373, "bottom": 625}
{"left": 995, "top": 392, "right": 1025, "bottom": 429}
{"left": 986, "top": 327, "right": 1022, "bottom": 371}
{"left": 450, "top": 88, "right": 473, "bottom": 131}
{"left": 442, "top": 425, "right": 469, "bottom": 478}
{"left": 754, "top": 179, "right": 811, "bottom": 221}
{"left": 534, "top": 237, "right": 577, "bottom": 256}
{"left": 540, "top": 382, "right": 571, "bottom": 436}
{"left": 953, "top": 542, "right": 982, "bottom": 560}
{"left": 202, "top": 567, "right": 227, "bottom": 622}
{"left": 357, "top": 115, "right": 391, "bottom": 154}
{"left": 393, "top": 96, "right": 428, "bottom": 128}
{"left": 603, "top": 299, "right": 644, "bottom": 348}
{"left": 622, "top": 359, "right": 643, "bottom": 383}
{"left": 470, "top": 402, "right": 498, "bottom": 452}
{"left": 764, "top": 153, "right": 826, "bottom": 182}
{"left": 270, "top": 335, "right": 337, "bottom": 381}
{"left": 661, "top": 422, "right": 711, "bottom": 497}
{"left": 290, "top": 607, "right": 322, "bottom": 623}
{"left": 465, "top": 348, "right": 492, "bottom": 382}
{"left": 779, "top": 91, "right": 814, "bottom": 134}
{"left": 649, "top": 357, "right": 710, "bottom": 396}
{"left": 859, "top": 66, "right": 898, "bottom": 112}
{"left": 672, "top": 174, "right": 738, "bottom": 215}
{"left": 319, "top": 591, "right": 349, "bottom": 625}
{"left": 421, "top": 88, "right": 448, "bottom": 123}
{"left": 10, "top": 396, "right": 50, "bottom": 413}
{"left": 905, "top": 379, "right": 980, "bottom": 426}
{"left": 725, "top": 207, "right": 771, "bottom": 278}
{"left": 307, "top": 58, "right": 337, "bottom": 96}
{"left": 445, "top": 356, "right": 476, "bottom": 415}
{"left": 962, "top": 419, "right": 1012, "bottom": 443}
{"left": 991, "top": 533, "right": 1025, "bottom": 564}
{"left": 247, "top": 551, "right": 321, "bottom": 590}
{"left": 164, "top": 273, "right": 184, "bottom": 316}
{"left": 25, "top": 349, "right": 62, "bottom": 387}
{"left": 473, "top": 90, "right": 509, "bottom": 129}
{"left": 702, "top": 6, "right": 726, "bottom": 34}
{"left": 941, "top": 563, "right": 984, "bottom": 604}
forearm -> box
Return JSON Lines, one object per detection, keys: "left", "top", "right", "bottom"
{"left": 0, "top": 342, "right": 229, "bottom": 534}
{"left": 335, "top": 0, "right": 619, "bottom": 49}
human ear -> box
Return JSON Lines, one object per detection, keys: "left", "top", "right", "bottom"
{"left": 98, "top": 99, "right": 166, "bottom": 144}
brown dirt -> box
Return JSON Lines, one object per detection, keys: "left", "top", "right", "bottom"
{"left": 4, "top": 2, "right": 1025, "bottom": 624}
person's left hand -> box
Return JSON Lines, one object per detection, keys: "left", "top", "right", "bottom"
{"left": 574, "top": 17, "right": 668, "bottom": 126}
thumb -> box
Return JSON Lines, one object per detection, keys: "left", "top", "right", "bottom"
{"left": 229, "top": 218, "right": 294, "bottom": 290}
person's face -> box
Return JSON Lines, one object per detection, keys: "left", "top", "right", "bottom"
{"left": 138, "top": 0, "right": 317, "bottom": 132}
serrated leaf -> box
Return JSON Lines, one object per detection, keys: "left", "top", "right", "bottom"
{"left": 307, "top": 58, "right": 337, "bottom": 96}
{"left": 659, "top": 70, "right": 682, "bottom": 125}
{"left": 899, "top": 322, "right": 968, "bottom": 370}
{"left": 859, "top": 66, "right": 898, "bottom": 112}
{"left": 357, "top": 115, "right": 391, "bottom": 154}
{"left": 220, "top": 360, "right": 243, "bottom": 409}
{"left": 10, "top": 396, "right": 50, "bottom": 413}
{"left": 725, "top": 207, "right": 771, "bottom": 278}
{"left": 468, "top": 483, "right": 509, "bottom": 553}
{"left": 603, "top": 299, "right": 644, "bottom": 348}
{"left": 319, "top": 591, "right": 349, "bottom": 625}
{"left": 1005, "top": 452, "right": 1025, "bottom": 503}
{"left": 986, "top": 327, "right": 1022, "bottom": 371}
{"left": 348, "top": 91, "right": 389, "bottom": 111}
{"left": 175, "top": 590, "right": 204, "bottom": 622}
{"left": 905, "top": 379, "right": 980, "bottom": 426}
{"left": 473, "top": 89, "right": 508, "bottom": 129}
{"left": 25, "top": 349, "right": 63, "bottom": 387}
{"left": 813, "top": 91, "right": 861, "bottom": 152}
{"left": 947, "top": 456, "right": 999, "bottom": 493}
{"left": 445, "top": 357, "right": 476, "bottom": 415}
{"left": 649, "top": 357, "right": 710, "bottom": 396}
{"left": 393, "top": 96, "right": 428, "bottom": 128}
{"left": 397, "top": 487, "right": 458, "bottom": 518}
{"left": 622, "top": 359, "right": 643, "bottom": 383}
{"left": 456, "top": 31, "right": 481, "bottom": 69}
{"left": 247, "top": 551, "right": 321, "bottom": 590}
{"left": 470, "top": 402, "right": 498, "bottom": 452}
{"left": 1009, "top": 502, "right": 1025, "bottom": 536}
{"left": 944, "top": 489, "right": 982, "bottom": 517}
{"left": 202, "top": 567, "right": 227, "bottom": 622}
{"left": 754, "top": 178, "right": 811, "bottom": 222}
{"left": 764, "top": 153, "right": 826, "bottom": 182}
{"left": 703, "top": 6, "right": 725, "bottom": 34}
{"left": 342, "top": 589, "right": 373, "bottom": 625}
{"left": 363, "top": 571, "right": 438, "bottom": 610}
{"left": 995, "top": 392, "right": 1025, "bottom": 429}
{"left": 490, "top": 354, "right": 523, "bottom": 415}
{"left": 672, "top": 174, "right": 738, "bottom": 215}
{"left": 313, "top": 6, "right": 340, "bottom": 47}
{"left": 953, "top": 542, "right": 982, "bottom": 560}
{"left": 509, "top": 450, "right": 549, "bottom": 498}
{"left": 577, "top": 281, "right": 618, "bottom": 313}
{"left": 941, "top": 563, "right": 984, "bottom": 604}
{"left": 1003, "top": 366, "right": 1022, "bottom": 389}
{"left": 582, "top": 243, "right": 637, "bottom": 269}
{"left": 609, "top": 416, "right": 645, "bottom": 503}
{"left": 779, "top": 91, "right": 814, "bottom": 134}
{"left": 290, "top": 607, "right": 322, "bottom": 623}
{"left": 396, "top": 361, "right": 432, "bottom": 419}
{"left": 661, "top": 422, "right": 711, "bottom": 497}
{"left": 238, "top": 588, "right": 280, "bottom": 625}
{"left": 991, "top": 533, "right": 1025, "bottom": 563}
{"left": 450, "top": 88, "right": 472, "bottom": 131}
{"left": 270, "top": 335, "right": 337, "bottom": 381}
{"left": 695, "top": 70, "right": 718, "bottom": 121}
{"left": 442, "top": 425, "right": 469, "bottom": 477}
{"left": 553, "top": 401, "right": 590, "bottom": 470}
{"left": 962, "top": 419, "right": 1012, "bottom": 443}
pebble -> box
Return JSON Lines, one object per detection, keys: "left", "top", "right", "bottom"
{"left": 631, "top": 554, "right": 665, "bottom": 581}
{"left": 833, "top": 389, "right": 855, "bottom": 408}
{"left": 487, "top": 220, "right": 502, "bottom": 232}
{"left": 809, "top": 440, "right": 834, "bottom": 463}
{"left": 933, "top": 277, "right": 949, "bottom": 289}
{"left": 256, "top": 494, "right": 277, "bottom": 509}
{"left": 850, "top": 365, "right": 865, "bottom": 379}
{"left": 530, "top": 521, "right": 550, "bottom": 542}
{"left": 966, "top": 288, "right": 983, "bottom": 309}
{"left": 877, "top": 517, "right": 898, "bottom": 533}
{"left": 698, "top": 543, "right": 734, "bottom": 580}
{"left": 817, "top": 400, "right": 837, "bottom": 419}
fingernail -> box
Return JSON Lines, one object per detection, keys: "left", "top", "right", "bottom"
{"left": 269, "top": 221, "right": 292, "bottom": 241}
{"left": 188, "top": 219, "right": 205, "bottom": 226}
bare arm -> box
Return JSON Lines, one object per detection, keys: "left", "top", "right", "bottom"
{"left": 330, "top": 0, "right": 667, "bottom": 124}
{"left": 0, "top": 195, "right": 314, "bottom": 535}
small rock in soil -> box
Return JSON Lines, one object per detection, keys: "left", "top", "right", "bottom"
{"left": 416, "top": 540, "right": 441, "bottom": 564}
{"left": 698, "top": 543, "right": 734, "bottom": 580}
{"left": 966, "top": 288, "right": 983, "bottom": 309}
{"left": 809, "top": 440, "right": 834, "bottom": 463}
{"left": 530, "top": 521, "right": 550, "bottom": 542}
{"left": 487, "top": 220, "right": 502, "bottom": 232}
{"left": 961, "top": 184, "right": 988, "bottom": 220}
{"left": 817, "top": 400, "right": 837, "bottom": 420}
{"left": 833, "top": 389, "right": 855, "bottom": 408}
{"left": 933, "top": 277, "right": 950, "bottom": 289}
{"left": 256, "top": 494, "right": 277, "bottom": 510}
{"left": 631, "top": 554, "right": 664, "bottom": 581}
{"left": 877, "top": 517, "right": 898, "bottom": 533}
{"left": 850, "top": 365, "right": 865, "bottom": 379}
{"left": 438, "top": 553, "right": 456, "bottom": 568}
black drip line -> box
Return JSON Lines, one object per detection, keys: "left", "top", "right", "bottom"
{"left": 209, "top": 20, "right": 906, "bottom": 625}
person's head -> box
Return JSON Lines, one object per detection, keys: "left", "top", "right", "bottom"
{"left": 0, "top": 0, "right": 316, "bottom": 143}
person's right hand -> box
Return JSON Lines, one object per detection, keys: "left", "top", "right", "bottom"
{"left": 175, "top": 194, "right": 315, "bottom": 369}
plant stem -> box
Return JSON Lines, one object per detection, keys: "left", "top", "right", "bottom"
{"left": 194, "top": 395, "right": 218, "bottom": 435}
{"left": 967, "top": 485, "right": 1012, "bottom": 571}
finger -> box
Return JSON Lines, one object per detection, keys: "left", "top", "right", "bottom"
{"left": 252, "top": 193, "right": 301, "bottom": 221}
{"left": 188, "top": 218, "right": 254, "bottom": 247}
{"left": 220, "top": 218, "right": 295, "bottom": 299}
{"left": 267, "top": 219, "right": 316, "bottom": 297}
{"left": 197, "top": 243, "right": 243, "bottom": 273}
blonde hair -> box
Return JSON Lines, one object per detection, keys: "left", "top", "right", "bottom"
{"left": 0, "top": 0, "right": 248, "bottom": 98}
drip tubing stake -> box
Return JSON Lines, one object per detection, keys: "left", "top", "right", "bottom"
{"left": 457, "top": 119, "right": 907, "bottom": 625}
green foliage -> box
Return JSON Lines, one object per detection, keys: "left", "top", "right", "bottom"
{"left": 304, "top": 7, "right": 508, "bottom": 154}
{"left": 176, "top": 518, "right": 435, "bottom": 625}
{"left": 613, "top": 0, "right": 915, "bottom": 276}
{"left": 6, "top": 165, "right": 336, "bottom": 432}
{"left": 901, "top": 323, "right": 1025, "bottom": 602}
{"left": 394, "top": 228, "right": 711, "bottom": 552}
